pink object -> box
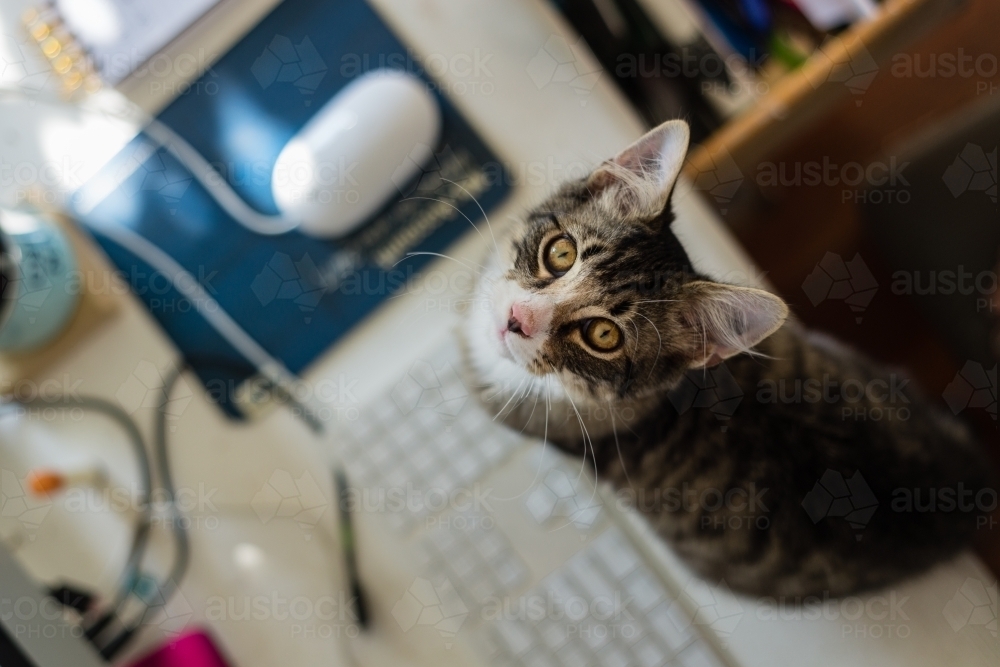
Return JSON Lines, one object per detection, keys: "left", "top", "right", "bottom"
{"left": 127, "top": 629, "right": 233, "bottom": 667}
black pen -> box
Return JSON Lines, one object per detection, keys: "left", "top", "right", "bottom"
{"left": 334, "top": 467, "right": 369, "bottom": 630}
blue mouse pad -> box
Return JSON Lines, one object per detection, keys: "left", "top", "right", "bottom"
{"left": 72, "top": 0, "right": 509, "bottom": 418}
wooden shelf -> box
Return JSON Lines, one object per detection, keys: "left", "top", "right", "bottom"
{"left": 682, "top": 0, "right": 969, "bottom": 206}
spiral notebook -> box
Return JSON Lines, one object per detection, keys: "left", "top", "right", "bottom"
{"left": 22, "top": 0, "right": 221, "bottom": 93}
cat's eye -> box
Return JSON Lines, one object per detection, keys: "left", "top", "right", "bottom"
{"left": 583, "top": 318, "right": 622, "bottom": 352}
{"left": 544, "top": 236, "right": 577, "bottom": 275}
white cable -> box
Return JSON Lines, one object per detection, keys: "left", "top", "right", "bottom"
{"left": 2, "top": 87, "right": 324, "bottom": 429}
{"left": 0, "top": 86, "right": 299, "bottom": 235}
{"left": 90, "top": 220, "right": 324, "bottom": 432}
{"left": 140, "top": 118, "right": 300, "bottom": 235}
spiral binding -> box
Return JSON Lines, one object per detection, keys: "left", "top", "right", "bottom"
{"left": 21, "top": 3, "right": 102, "bottom": 96}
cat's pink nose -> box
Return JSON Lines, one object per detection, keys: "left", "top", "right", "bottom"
{"left": 508, "top": 302, "right": 539, "bottom": 337}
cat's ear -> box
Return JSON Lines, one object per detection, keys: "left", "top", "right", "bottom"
{"left": 587, "top": 120, "right": 690, "bottom": 221}
{"left": 680, "top": 281, "right": 788, "bottom": 368}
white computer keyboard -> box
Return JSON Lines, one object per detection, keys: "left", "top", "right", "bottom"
{"left": 337, "top": 356, "right": 523, "bottom": 533}
{"left": 478, "top": 526, "right": 726, "bottom": 667}
{"left": 332, "top": 344, "right": 735, "bottom": 667}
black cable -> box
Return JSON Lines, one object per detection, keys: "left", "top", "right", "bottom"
{"left": 97, "top": 363, "right": 192, "bottom": 659}
{"left": 99, "top": 356, "right": 303, "bottom": 658}
{"left": 0, "top": 384, "right": 186, "bottom": 660}
{"left": 155, "top": 366, "right": 192, "bottom": 593}
{"left": 0, "top": 395, "right": 154, "bottom": 645}
{"left": 3, "top": 355, "right": 336, "bottom": 659}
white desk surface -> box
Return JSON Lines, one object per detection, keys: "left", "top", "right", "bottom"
{"left": 0, "top": 1, "right": 995, "bottom": 666}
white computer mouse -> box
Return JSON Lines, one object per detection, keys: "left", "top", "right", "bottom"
{"left": 271, "top": 69, "right": 441, "bottom": 238}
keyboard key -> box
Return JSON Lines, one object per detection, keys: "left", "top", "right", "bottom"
{"left": 677, "top": 640, "right": 721, "bottom": 667}
{"left": 569, "top": 558, "right": 617, "bottom": 604}
{"left": 545, "top": 468, "right": 577, "bottom": 498}
{"left": 476, "top": 532, "right": 506, "bottom": 560}
{"left": 579, "top": 620, "right": 610, "bottom": 651}
{"left": 346, "top": 415, "right": 374, "bottom": 439}
{"left": 556, "top": 641, "right": 589, "bottom": 667}
{"left": 428, "top": 470, "right": 456, "bottom": 494}
{"left": 390, "top": 422, "right": 418, "bottom": 448}
{"left": 368, "top": 442, "right": 392, "bottom": 466}
{"left": 372, "top": 400, "right": 400, "bottom": 423}
{"left": 480, "top": 435, "right": 507, "bottom": 462}
{"left": 415, "top": 406, "right": 443, "bottom": 429}
{"left": 451, "top": 551, "right": 477, "bottom": 578}
{"left": 345, "top": 459, "right": 374, "bottom": 485}
{"left": 493, "top": 620, "right": 535, "bottom": 656}
{"left": 619, "top": 620, "right": 644, "bottom": 645}
{"left": 597, "top": 641, "right": 630, "bottom": 667}
{"left": 525, "top": 487, "right": 559, "bottom": 523}
{"left": 384, "top": 467, "right": 410, "bottom": 489}
{"left": 545, "top": 574, "right": 578, "bottom": 612}
{"left": 496, "top": 559, "right": 527, "bottom": 589}
{"left": 455, "top": 452, "right": 485, "bottom": 480}
{"left": 438, "top": 431, "right": 461, "bottom": 453}
{"left": 623, "top": 570, "right": 665, "bottom": 612}
{"left": 572, "top": 504, "right": 602, "bottom": 529}
{"left": 539, "top": 621, "right": 569, "bottom": 650}
{"left": 653, "top": 602, "right": 694, "bottom": 651}
{"left": 471, "top": 577, "right": 499, "bottom": 604}
{"left": 523, "top": 647, "right": 559, "bottom": 667}
{"left": 491, "top": 657, "right": 519, "bottom": 667}
{"left": 462, "top": 408, "right": 491, "bottom": 431}
{"left": 410, "top": 544, "right": 434, "bottom": 572}
{"left": 632, "top": 637, "right": 668, "bottom": 667}
{"left": 479, "top": 630, "right": 501, "bottom": 658}
{"left": 386, "top": 512, "right": 409, "bottom": 532}
{"left": 410, "top": 447, "right": 437, "bottom": 471}
{"left": 431, "top": 527, "right": 458, "bottom": 552}
{"left": 592, "top": 530, "right": 639, "bottom": 579}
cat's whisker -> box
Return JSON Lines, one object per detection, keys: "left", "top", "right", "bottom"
{"left": 513, "top": 376, "right": 554, "bottom": 499}
{"left": 634, "top": 312, "right": 663, "bottom": 380}
{"left": 542, "top": 377, "right": 587, "bottom": 478}
{"left": 698, "top": 319, "right": 709, "bottom": 380}
{"left": 449, "top": 300, "right": 490, "bottom": 311}
{"left": 485, "top": 374, "right": 518, "bottom": 403}
{"left": 440, "top": 178, "right": 500, "bottom": 256}
{"left": 401, "top": 195, "right": 494, "bottom": 252}
{"left": 393, "top": 250, "right": 485, "bottom": 274}
{"left": 556, "top": 376, "right": 600, "bottom": 498}
{"left": 386, "top": 282, "right": 493, "bottom": 303}
{"left": 608, "top": 399, "right": 634, "bottom": 490}
{"left": 514, "top": 377, "right": 536, "bottom": 411}
{"left": 385, "top": 251, "right": 493, "bottom": 301}
{"left": 519, "top": 383, "right": 541, "bottom": 434}
{"left": 493, "top": 378, "right": 527, "bottom": 421}
{"left": 628, "top": 318, "right": 641, "bottom": 357}
{"left": 493, "top": 382, "right": 546, "bottom": 503}
{"left": 537, "top": 375, "right": 555, "bottom": 483}
{"left": 542, "top": 374, "right": 551, "bottom": 448}
{"left": 506, "top": 378, "right": 535, "bottom": 420}
{"left": 745, "top": 348, "right": 779, "bottom": 362}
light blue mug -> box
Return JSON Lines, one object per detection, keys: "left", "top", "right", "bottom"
{"left": 0, "top": 209, "right": 79, "bottom": 352}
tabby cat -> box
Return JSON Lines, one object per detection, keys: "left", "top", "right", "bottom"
{"left": 460, "top": 120, "right": 996, "bottom": 597}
